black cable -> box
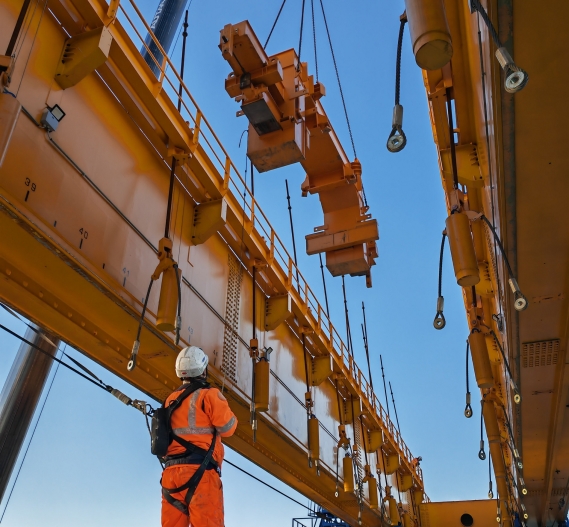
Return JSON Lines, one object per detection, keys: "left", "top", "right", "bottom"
{"left": 362, "top": 302, "right": 373, "bottom": 391}
{"left": 0, "top": 344, "right": 64, "bottom": 523}
{"left": 177, "top": 10, "right": 188, "bottom": 113}
{"left": 341, "top": 276, "right": 354, "bottom": 357}
{"left": 310, "top": 0, "right": 318, "bottom": 82}
{"left": 297, "top": 0, "right": 307, "bottom": 70}
{"left": 0, "top": 323, "right": 111, "bottom": 393}
{"left": 224, "top": 459, "right": 310, "bottom": 510}
{"left": 387, "top": 14, "right": 407, "bottom": 152}
{"left": 445, "top": 88, "right": 459, "bottom": 190}
{"left": 164, "top": 158, "right": 177, "bottom": 239}
{"left": 479, "top": 399, "right": 486, "bottom": 460}
{"left": 285, "top": 179, "right": 300, "bottom": 286}
{"left": 264, "top": 0, "right": 288, "bottom": 49}
{"left": 433, "top": 233, "right": 446, "bottom": 329}
{"left": 470, "top": 0, "right": 501, "bottom": 48}
{"left": 394, "top": 16, "right": 406, "bottom": 107}
{"left": 174, "top": 264, "right": 182, "bottom": 346}
{"left": 465, "top": 340, "right": 473, "bottom": 418}
{"left": 476, "top": 13, "right": 503, "bottom": 318}
{"left": 318, "top": 254, "right": 330, "bottom": 318}
{"left": 488, "top": 454, "right": 494, "bottom": 498}
{"left": 318, "top": 0, "right": 357, "bottom": 159}
{"left": 489, "top": 330, "right": 519, "bottom": 397}
{"left": 479, "top": 215, "right": 514, "bottom": 279}
{"left": 380, "top": 355, "right": 390, "bottom": 418}
{"left": 389, "top": 381, "right": 401, "bottom": 434}
{"left": 130, "top": 279, "right": 154, "bottom": 370}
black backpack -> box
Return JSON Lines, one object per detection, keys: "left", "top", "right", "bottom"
{"left": 150, "top": 381, "right": 208, "bottom": 458}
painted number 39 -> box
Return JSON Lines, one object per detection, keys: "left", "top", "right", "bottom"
{"left": 24, "top": 178, "right": 37, "bottom": 202}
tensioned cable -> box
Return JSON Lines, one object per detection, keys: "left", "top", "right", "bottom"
{"left": 464, "top": 340, "right": 473, "bottom": 418}
{"left": 0, "top": 343, "right": 64, "bottom": 524}
{"left": 0, "top": 323, "right": 112, "bottom": 392}
{"left": 318, "top": 0, "right": 357, "bottom": 159}
{"left": 310, "top": 0, "right": 318, "bottom": 82}
{"left": 297, "top": 0, "right": 307, "bottom": 70}
{"left": 225, "top": 459, "right": 310, "bottom": 510}
{"left": 264, "top": 0, "right": 288, "bottom": 49}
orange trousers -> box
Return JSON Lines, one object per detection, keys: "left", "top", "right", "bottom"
{"left": 161, "top": 465, "right": 224, "bottom": 527}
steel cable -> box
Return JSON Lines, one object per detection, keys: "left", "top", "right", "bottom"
{"left": 387, "top": 15, "right": 407, "bottom": 152}
{"left": 318, "top": 0, "right": 357, "bottom": 159}
{"left": 264, "top": 0, "right": 288, "bottom": 49}
{"left": 433, "top": 233, "right": 446, "bottom": 329}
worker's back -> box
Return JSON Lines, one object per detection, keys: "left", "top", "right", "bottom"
{"left": 165, "top": 383, "right": 237, "bottom": 466}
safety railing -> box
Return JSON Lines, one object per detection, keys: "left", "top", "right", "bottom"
{"left": 112, "top": 0, "right": 423, "bottom": 488}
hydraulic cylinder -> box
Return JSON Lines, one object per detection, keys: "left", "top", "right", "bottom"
{"left": 387, "top": 496, "right": 400, "bottom": 525}
{"left": 308, "top": 416, "right": 320, "bottom": 464}
{"left": 468, "top": 331, "right": 494, "bottom": 389}
{"left": 254, "top": 359, "right": 270, "bottom": 412}
{"left": 156, "top": 266, "right": 180, "bottom": 331}
{"left": 343, "top": 454, "right": 355, "bottom": 493}
{"left": 404, "top": 0, "right": 453, "bottom": 70}
{"left": 367, "top": 476, "right": 379, "bottom": 509}
{"left": 446, "top": 212, "right": 480, "bottom": 287}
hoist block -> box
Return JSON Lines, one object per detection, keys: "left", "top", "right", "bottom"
{"left": 399, "top": 473, "right": 414, "bottom": 492}
{"left": 343, "top": 397, "right": 363, "bottom": 423}
{"left": 440, "top": 144, "right": 483, "bottom": 188}
{"left": 55, "top": 27, "right": 112, "bottom": 89}
{"left": 310, "top": 355, "right": 333, "bottom": 386}
{"left": 364, "top": 429, "right": 383, "bottom": 453}
{"left": 0, "top": 93, "right": 21, "bottom": 168}
{"left": 191, "top": 198, "right": 227, "bottom": 245}
{"left": 264, "top": 294, "right": 291, "bottom": 331}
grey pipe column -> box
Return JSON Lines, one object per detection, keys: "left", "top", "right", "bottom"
{"left": 0, "top": 324, "right": 59, "bottom": 502}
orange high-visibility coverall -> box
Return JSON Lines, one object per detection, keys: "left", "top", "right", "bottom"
{"left": 161, "top": 384, "right": 237, "bottom": 527}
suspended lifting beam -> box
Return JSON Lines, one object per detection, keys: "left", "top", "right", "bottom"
{"left": 219, "top": 21, "right": 379, "bottom": 287}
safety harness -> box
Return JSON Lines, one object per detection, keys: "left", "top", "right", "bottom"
{"left": 152, "top": 380, "right": 219, "bottom": 515}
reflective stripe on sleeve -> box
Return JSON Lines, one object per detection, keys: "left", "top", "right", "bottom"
{"left": 216, "top": 416, "right": 236, "bottom": 434}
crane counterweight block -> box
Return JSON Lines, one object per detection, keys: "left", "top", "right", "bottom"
{"left": 219, "top": 20, "right": 379, "bottom": 286}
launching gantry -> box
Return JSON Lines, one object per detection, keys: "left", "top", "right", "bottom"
{"left": 219, "top": 21, "right": 379, "bottom": 288}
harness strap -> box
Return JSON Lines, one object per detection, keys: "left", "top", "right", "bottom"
{"left": 162, "top": 430, "right": 218, "bottom": 515}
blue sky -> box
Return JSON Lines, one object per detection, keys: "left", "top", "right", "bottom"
{"left": 0, "top": 0, "right": 491, "bottom": 525}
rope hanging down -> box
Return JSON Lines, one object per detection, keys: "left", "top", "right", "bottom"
{"left": 433, "top": 232, "right": 447, "bottom": 329}
{"left": 469, "top": 0, "right": 528, "bottom": 93}
{"left": 264, "top": 0, "right": 288, "bottom": 49}
{"left": 464, "top": 340, "right": 473, "bottom": 418}
{"left": 318, "top": 0, "right": 357, "bottom": 160}
{"left": 387, "top": 13, "right": 407, "bottom": 153}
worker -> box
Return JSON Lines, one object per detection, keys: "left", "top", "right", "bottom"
{"left": 159, "top": 346, "right": 237, "bottom": 527}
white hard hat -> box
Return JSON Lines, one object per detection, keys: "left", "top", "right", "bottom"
{"left": 175, "top": 346, "right": 208, "bottom": 378}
